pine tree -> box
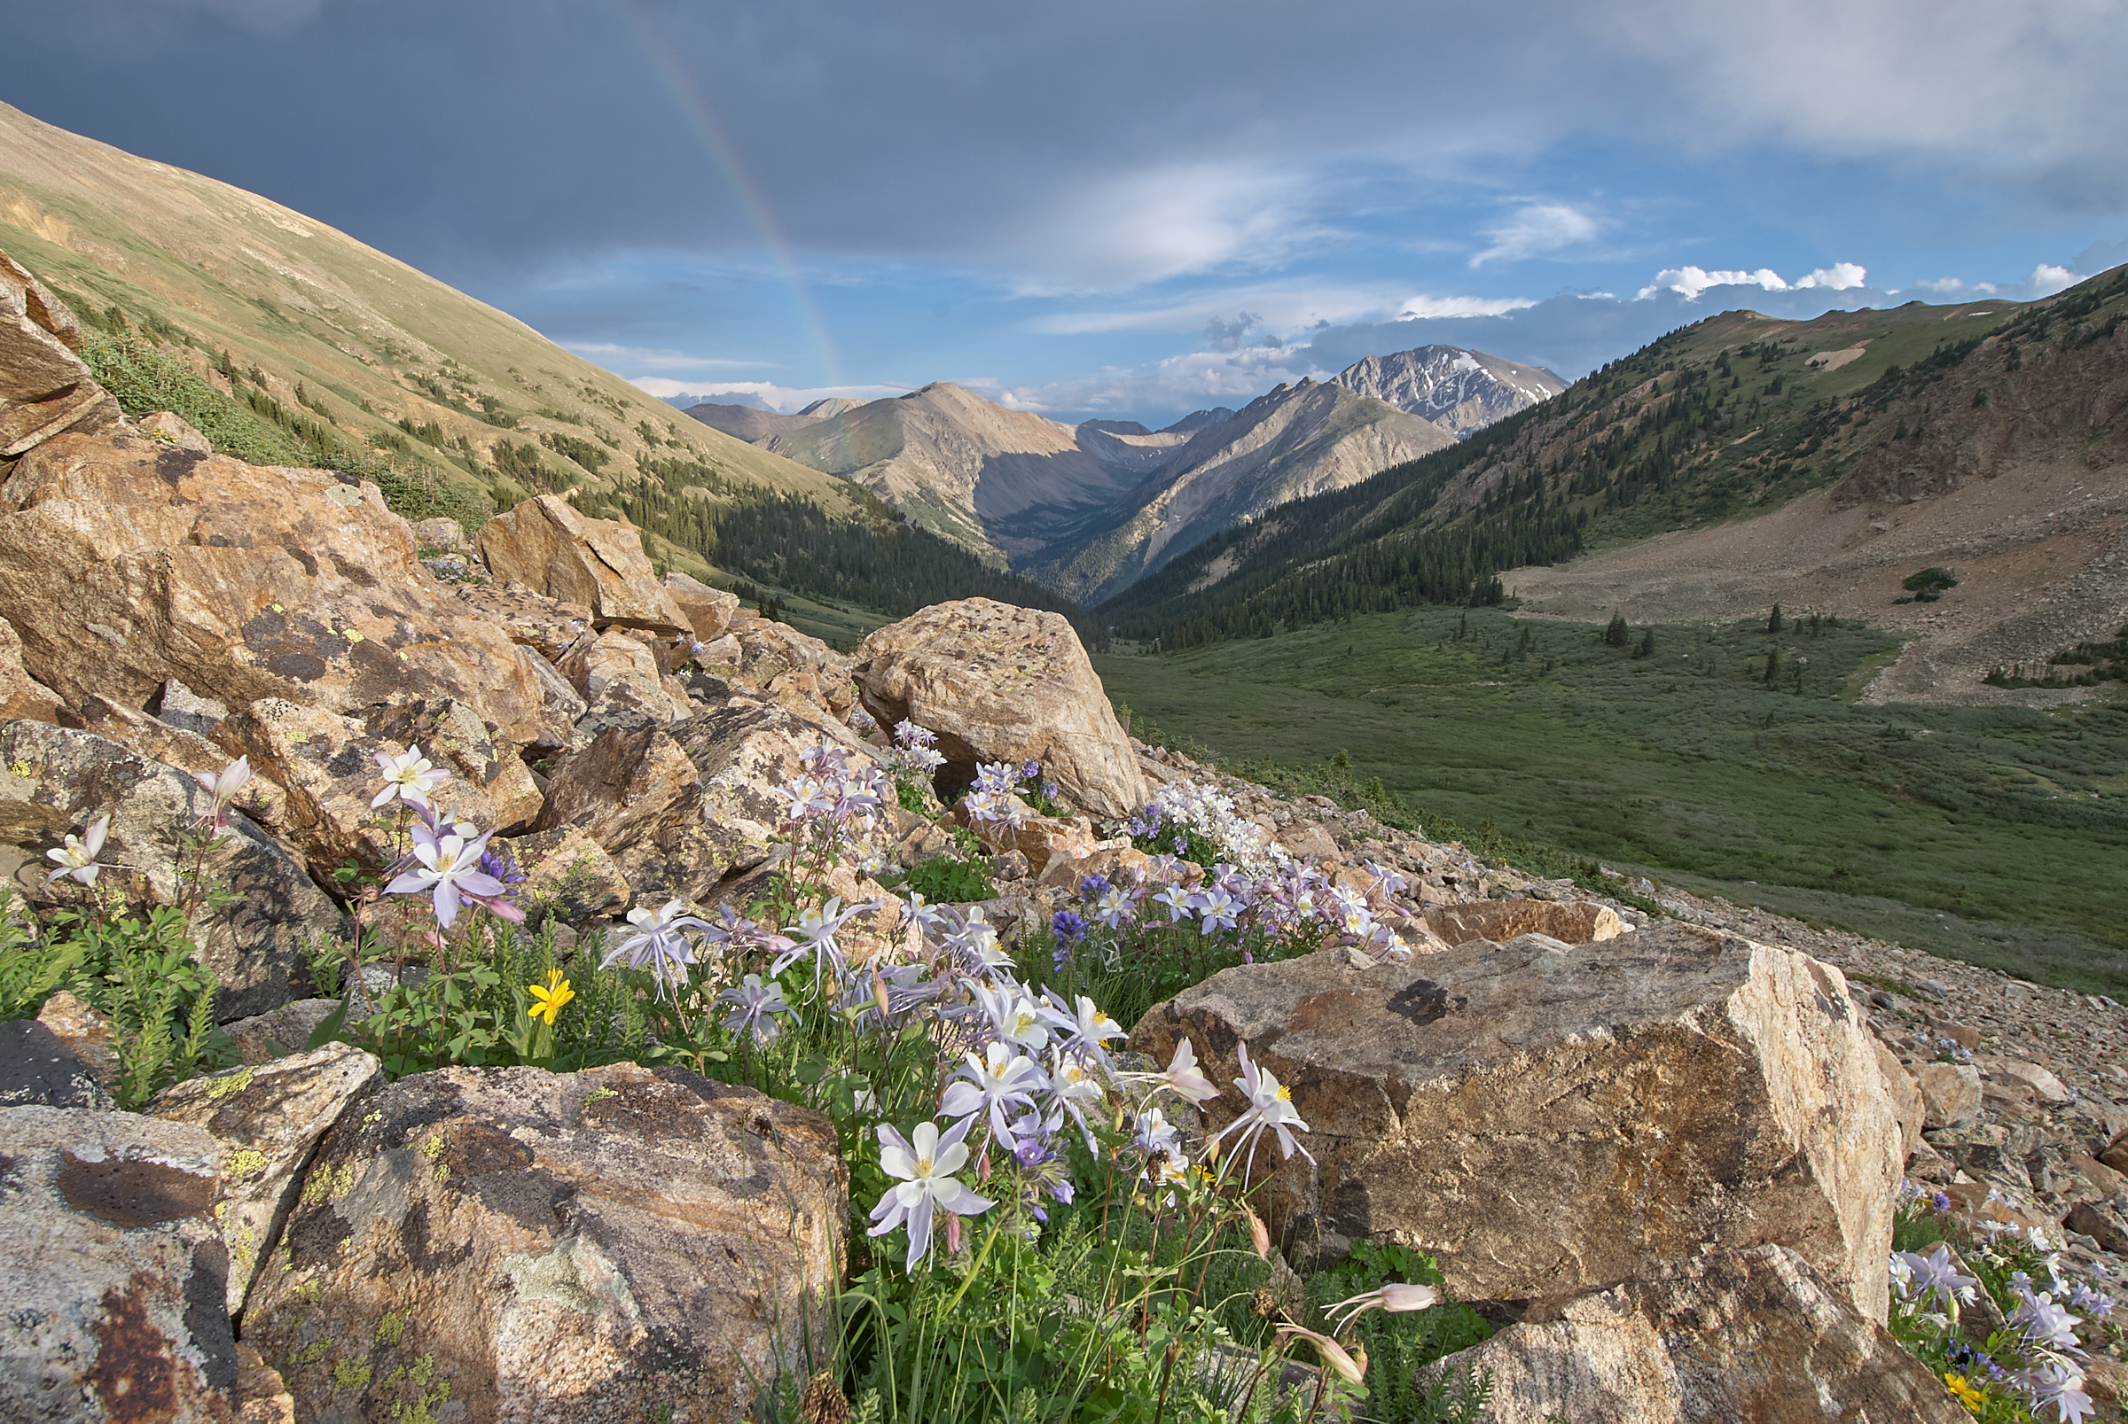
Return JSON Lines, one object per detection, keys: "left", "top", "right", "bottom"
{"left": 1604, "top": 612, "right": 1630, "bottom": 647}
{"left": 1767, "top": 604, "right": 1784, "bottom": 634}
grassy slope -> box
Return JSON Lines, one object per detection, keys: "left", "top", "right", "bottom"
{"left": 0, "top": 101, "right": 857, "bottom": 549}
{"left": 1096, "top": 605, "right": 2128, "bottom": 997}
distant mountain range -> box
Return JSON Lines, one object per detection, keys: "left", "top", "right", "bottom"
{"left": 685, "top": 345, "right": 1561, "bottom": 597}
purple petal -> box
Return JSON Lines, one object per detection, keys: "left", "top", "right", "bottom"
{"left": 431, "top": 881, "right": 459, "bottom": 928}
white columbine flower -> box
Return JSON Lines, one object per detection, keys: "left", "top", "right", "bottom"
{"left": 371, "top": 745, "right": 449, "bottom": 811}
{"left": 1154, "top": 1036, "right": 1219, "bottom": 1104}
{"left": 1210, "top": 1040, "right": 1313, "bottom": 1172}
{"left": 601, "top": 898, "right": 711, "bottom": 993}
{"left": 867, "top": 1117, "right": 995, "bottom": 1268}
{"left": 1040, "top": 990, "right": 1125, "bottom": 1068}
{"left": 46, "top": 813, "right": 114, "bottom": 885}
{"left": 191, "top": 756, "right": 252, "bottom": 839}
{"left": 940, "top": 1040, "right": 1049, "bottom": 1150}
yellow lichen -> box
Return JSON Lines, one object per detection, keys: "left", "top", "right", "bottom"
{"left": 374, "top": 1311, "right": 410, "bottom": 1347}
{"left": 583, "top": 1087, "right": 619, "bottom": 1104}
{"left": 226, "top": 1149, "right": 270, "bottom": 1178}
{"left": 202, "top": 1066, "right": 256, "bottom": 1101}
{"left": 289, "top": 1339, "right": 331, "bottom": 1368}
{"left": 332, "top": 1356, "right": 373, "bottom": 1391}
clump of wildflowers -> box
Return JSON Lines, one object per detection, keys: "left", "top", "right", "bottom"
{"left": 46, "top": 813, "right": 115, "bottom": 886}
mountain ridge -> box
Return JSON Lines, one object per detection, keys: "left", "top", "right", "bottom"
{"left": 1102, "top": 274, "right": 2128, "bottom": 704}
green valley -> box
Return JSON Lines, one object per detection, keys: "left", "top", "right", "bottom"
{"left": 1096, "top": 604, "right": 2128, "bottom": 997}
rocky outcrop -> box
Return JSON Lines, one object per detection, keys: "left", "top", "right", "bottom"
{"left": 532, "top": 692, "right": 881, "bottom": 906}
{"left": 0, "top": 614, "right": 63, "bottom": 722}
{"left": 0, "top": 1018, "right": 112, "bottom": 1109}
{"left": 854, "top": 597, "right": 1146, "bottom": 818}
{"left": 1429, "top": 1245, "right": 1966, "bottom": 1423}
{"left": 211, "top": 699, "right": 510, "bottom": 875}
{"left": 0, "top": 249, "right": 124, "bottom": 463}
{"left": 0, "top": 1106, "right": 238, "bottom": 1424}
{"left": 475, "top": 494, "right": 689, "bottom": 636}
{"left": 243, "top": 1062, "right": 846, "bottom": 1424}
{"left": 661, "top": 570, "right": 739, "bottom": 642}
{"left": 149, "top": 1044, "right": 384, "bottom": 1311}
{"left": 1132, "top": 923, "right": 1903, "bottom": 1321}
{"left": 557, "top": 629, "right": 691, "bottom": 731}
{"left": 1423, "top": 898, "right": 1626, "bottom": 946}
{"left": 0, "top": 721, "right": 348, "bottom": 1019}
{"left": 0, "top": 433, "right": 564, "bottom": 748}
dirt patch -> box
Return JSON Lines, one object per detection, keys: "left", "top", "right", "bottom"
{"left": 1503, "top": 457, "right": 2128, "bottom": 704}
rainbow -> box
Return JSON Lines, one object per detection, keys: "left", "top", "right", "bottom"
{"left": 605, "top": 0, "right": 845, "bottom": 398}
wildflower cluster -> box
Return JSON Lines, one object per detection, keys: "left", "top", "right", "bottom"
{"left": 771, "top": 738, "right": 891, "bottom": 885}
{"left": 877, "top": 719, "right": 946, "bottom": 812}
{"left": 961, "top": 760, "right": 1030, "bottom": 830}
{"left": 1889, "top": 1185, "right": 2114, "bottom": 1422}
{"left": 1124, "top": 775, "right": 1279, "bottom": 872}
{"left": 1045, "top": 855, "right": 1411, "bottom": 990}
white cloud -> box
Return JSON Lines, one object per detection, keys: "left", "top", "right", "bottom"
{"left": 1610, "top": 1, "right": 2128, "bottom": 194}
{"left": 989, "top": 345, "right": 1316, "bottom": 420}
{"left": 1399, "top": 294, "right": 1538, "bottom": 318}
{"left": 626, "top": 378, "right": 908, "bottom": 412}
{"left": 1793, "top": 262, "right": 1868, "bottom": 290}
{"left": 1003, "top": 162, "right": 1328, "bottom": 292}
{"left": 2028, "top": 263, "right": 2084, "bottom": 297}
{"left": 1636, "top": 261, "right": 1868, "bottom": 301}
{"left": 1470, "top": 202, "right": 1602, "bottom": 267}
{"left": 1914, "top": 276, "right": 2000, "bottom": 296}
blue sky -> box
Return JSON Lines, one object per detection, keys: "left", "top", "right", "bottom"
{"left": 11, "top": 0, "right": 2128, "bottom": 426}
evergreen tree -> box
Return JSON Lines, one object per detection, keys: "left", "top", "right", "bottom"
{"left": 1767, "top": 604, "right": 1784, "bottom": 634}
{"left": 1763, "top": 647, "right": 1780, "bottom": 684}
{"left": 1604, "top": 612, "right": 1630, "bottom": 647}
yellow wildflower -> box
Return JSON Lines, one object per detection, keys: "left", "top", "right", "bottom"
{"left": 1944, "top": 1373, "right": 1984, "bottom": 1410}
{"left": 528, "top": 970, "right": 574, "bottom": 1025}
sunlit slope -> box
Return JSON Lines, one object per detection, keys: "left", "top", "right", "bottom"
{"left": 0, "top": 99, "right": 857, "bottom": 529}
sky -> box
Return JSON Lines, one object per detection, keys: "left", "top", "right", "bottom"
{"left": 10, "top": 0, "right": 2128, "bottom": 427}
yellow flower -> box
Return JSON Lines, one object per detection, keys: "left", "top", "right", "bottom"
{"left": 1944, "top": 1373, "right": 1984, "bottom": 1410}
{"left": 528, "top": 970, "right": 574, "bottom": 1025}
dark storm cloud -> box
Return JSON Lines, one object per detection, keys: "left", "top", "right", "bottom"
{"left": 19, "top": 0, "right": 2122, "bottom": 296}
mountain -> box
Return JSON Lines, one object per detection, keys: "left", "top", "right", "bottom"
{"left": 1164, "top": 407, "right": 1238, "bottom": 433}
{"left": 1103, "top": 271, "right": 2128, "bottom": 704}
{"left": 1330, "top": 345, "right": 1565, "bottom": 438}
{"left": 685, "top": 396, "right": 865, "bottom": 443}
{"left": 0, "top": 99, "right": 856, "bottom": 552}
{"left": 758, "top": 382, "right": 1153, "bottom": 559}
{"left": 1027, "top": 379, "right": 1457, "bottom": 603}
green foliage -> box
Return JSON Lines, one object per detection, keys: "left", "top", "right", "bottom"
{"left": 1304, "top": 1242, "right": 1493, "bottom": 1424}
{"left": 1904, "top": 567, "right": 1960, "bottom": 598}
{"left": 1767, "top": 603, "right": 1784, "bottom": 634}
{"left": 1603, "top": 612, "right": 1629, "bottom": 647}
{"left": 541, "top": 430, "right": 611, "bottom": 473}
{"left": 1097, "top": 605, "right": 2128, "bottom": 996}
{"left": 889, "top": 857, "right": 996, "bottom": 905}
{"left": 0, "top": 899, "right": 234, "bottom": 1109}
{"left": 81, "top": 333, "right": 490, "bottom": 529}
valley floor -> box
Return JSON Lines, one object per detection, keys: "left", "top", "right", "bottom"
{"left": 1095, "top": 603, "right": 2128, "bottom": 997}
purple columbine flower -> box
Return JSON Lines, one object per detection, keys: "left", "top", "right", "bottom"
{"left": 386, "top": 822, "right": 508, "bottom": 929}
